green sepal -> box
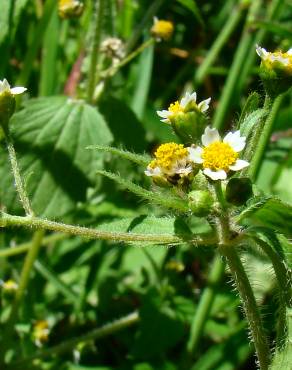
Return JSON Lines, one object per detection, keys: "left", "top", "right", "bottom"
{"left": 226, "top": 178, "right": 253, "bottom": 206}
{"left": 171, "top": 111, "right": 208, "bottom": 144}
{"left": 259, "top": 64, "right": 292, "bottom": 98}
{"left": 0, "top": 92, "right": 15, "bottom": 128}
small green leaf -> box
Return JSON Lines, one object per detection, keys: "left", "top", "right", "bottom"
{"left": 0, "top": 97, "right": 113, "bottom": 218}
{"left": 87, "top": 145, "right": 150, "bottom": 166}
{"left": 96, "top": 170, "right": 189, "bottom": 213}
{"left": 236, "top": 196, "right": 292, "bottom": 237}
{"left": 239, "top": 108, "right": 267, "bottom": 138}
{"left": 237, "top": 92, "right": 260, "bottom": 128}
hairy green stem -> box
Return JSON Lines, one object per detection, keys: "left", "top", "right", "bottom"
{"left": 248, "top": 94, "right": 283, "bottom": 181}
{"left": 10, "top": 311, "right": 139, "bottom": 368}
{"left": 0, "top": 212, "right": 215, "bottom": 246}
{"left": 251, "top": 235, "right": 291, "bottom": 349}
{"left": 3, "top": 128, "right": 34, "bottom": 216}
{"left": 219, "top": 245, "right": 270, "bottom": 369}
{"left": 186, "top": 254, "right": 225, "bottom": 355}
{"left": 101, "top": 38, "right": 155, "bottom": 78}
{"left": 1, "top": 230, "right": 45, "bottom": 362}
{"left": 86, "top": 0, "right": 105, "bottom": 103}
{"left": 194, "top": 4, "right": 244, "bottom": 86}
{"left": 213, "top": 0, "right": 262, "bottom": 129}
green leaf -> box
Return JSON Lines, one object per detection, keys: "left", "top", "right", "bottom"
{"left": 87, "top": 145, "right": 150, "bottom": 166}
{"left": 176, "top": 0, "right": 204, "bottom": 27}
{"left": 0, "top": 97, "right": 112, "bottom": 218}
{"left": 239, "top": 108, "right": 267, "bottom": 137}
{"left": 237, "top": 92, "right": 260, "bottom": 129}
{"left": 96, "top": 170, "right": 189, "bottom": 212}
{"left": 236, "top": 196, "right": 292, "bottom": 237}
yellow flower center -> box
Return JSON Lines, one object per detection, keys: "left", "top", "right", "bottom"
{"left": 264, "top": 51, "right": 292, "bottom": 73}
{"left": 153, "top": 142, "right": 188, "bottom": 171}
{"left": 58, "top": 0, "right": 83, "bottom": 18}
{"left": 202, "top": 142, "right": 237, "bottom": 171}
{"left": 151, "top": 20, "right": 174, "bottom": 40}
{"left": 168, "top": 101, "right": 184, "bottom": 115}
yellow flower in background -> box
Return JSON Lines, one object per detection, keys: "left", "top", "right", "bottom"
{"left": 58, "top": 0, "right": 84, "bottom": 18}
{"left": 33, "top": 320, "right": 50, "bottom": 347}
{"left": 256, "top": 45, "right": 292, "bottom": 75}
{"left": 0, "top": 279, "right": 18, "bottom": 293}
{"left": 151, "top": 17, "right": 174, "bottom": 41}
{"left": 189, "top": 126, "right": 249, "bottom": 180}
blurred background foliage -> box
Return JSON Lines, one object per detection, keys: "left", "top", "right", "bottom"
{"left": 0, "top": 0, "right": 291, "bottom": 369}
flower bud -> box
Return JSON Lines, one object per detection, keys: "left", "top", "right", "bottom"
{"left": 188, "top": 189, "right": 214, "bottom": 216}
{"left": 256, "top": 45, "right": 292, "bottom": 97}
{"left": 0, "top": 279, "right": 18, "bottom": 297}
{"left": 157, "top": 92, "right": 211, "bottom": 144}
{"left": 225, "top": 177, "right": 253, "bottom": 206}
{"left": 58, "top": 0, "right": 84, "bottom": 19}
{"left": 0, "top": 79, "right": 26, "bottom": 127}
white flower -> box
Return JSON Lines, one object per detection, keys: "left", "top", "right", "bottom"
{"left": 0, "top": 79, "right": 27, "bottom": 96}
{"left": 256, "top": 45, "right": 292, "bottom": 72}
{"left": 157, "top": 91, "right": 211, "bottom": 124}
{"left": 189, "top": 126, "right": 249, "bottom": 180}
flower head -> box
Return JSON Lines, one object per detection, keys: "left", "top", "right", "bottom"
{"left": 189, "top": 126, "right": 249, "bottom": 180}
{"left": 32, "top": 320, "right": 50, "bottom": 347}
{"left": 101, "top": 37, "right": 125, "bottom": 66}
{"left": 151, "top": 17, "right": 174, "bottom": 41}
{"left": 145, "top": 142, "right": 195, "bottom": 184}
{"left": 58, "top": 0, "right": 84, "bottom": 18}
{"left": 157, "top": 91, "right": 210, "bottom": 124}
{"left": 256, "top": 45, "right": 292, "bottom": 75}
{"left": 0, "top": 279, "right": 18, "bottom": 293}
{"left": 0, "top": 79, "right": 27, "bottom": 96}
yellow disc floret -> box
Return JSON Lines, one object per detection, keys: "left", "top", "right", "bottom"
{"left": 202, "top": 142, "right": 238, "bottom": 171}
{"left": 168, "top": 101, "right": 184, "bottom": 115}
{"left": 151, "top": 20, "right": 174, "bottom": 41}
{"left": 154, "top": 143, "right": 188, "bottom": 171}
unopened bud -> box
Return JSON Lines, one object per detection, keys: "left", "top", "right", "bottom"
{"left": 188, "top": 189, "right": 214, "bottom": 216}
{"left": 151, "top": 17, "right": 174, "bottom": 41}
{"left": 0, "top": 79, "right": 26, "bottom": 127}
{"left": 58, "top": 0, "right": 84, "bottom": 19}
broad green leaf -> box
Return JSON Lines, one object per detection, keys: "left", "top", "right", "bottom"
{"left": 0, "top": 97, "right": 112, "bottom": 218}
{"left": 236, "top": 196, "right": 292, "bottom": 237}
{"left": 176, "top": 0, "right": 204, "bottom": 27}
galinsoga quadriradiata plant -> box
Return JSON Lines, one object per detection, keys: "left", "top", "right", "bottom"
{"left": 0, "top": 12, "right": 291, "bottom": 369}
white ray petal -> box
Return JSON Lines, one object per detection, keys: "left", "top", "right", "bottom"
{"left": 229, "top": 159, "right": 249, "bottom": 171}
{"left": 157, "top": 109, "right": 171, "bottom": 118}
{"left": 202, "top": 126, "right": 220, "bottom": 146}
{"left": 223, "top": 130, "right": 246, "bottom": 152}
{"left": 188, "top": 146, "right": 203, "bottom": 163}
{"left": 203, "top": 168, "right": 227, "bottom": 180}
{"left": 10, "top": 86, "right": 27, "bottom": 95}
{"left": 198, "top": 97, "right": 211, "bottom": 112}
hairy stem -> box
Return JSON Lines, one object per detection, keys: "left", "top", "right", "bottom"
{"left": 86, "top": 0, "right": 105, "bottom": 103}
{"left": 101, "top": 38, "right": 155, "bottom": 78}
{"left": 0, "top": 212, "right": 215, "bottom": 246}
{"left": 219, "top": 245, "right": 270, "bottom": 369}
{"left": 3, "top": 128, "right": 34, "bottom": 216}
{"left": 11, "top": 311, "right": 139, "bottom": 368}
